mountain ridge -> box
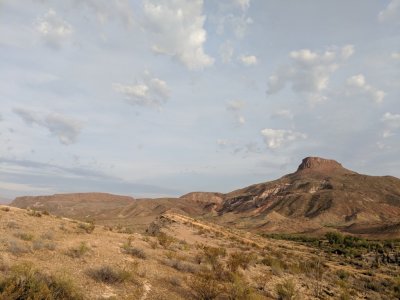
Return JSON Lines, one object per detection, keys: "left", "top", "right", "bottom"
{"left": 10, "top": 157, "right": 400, "bottom": 238}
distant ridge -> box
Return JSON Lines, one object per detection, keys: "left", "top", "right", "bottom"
{"left": 10, "top": 157, "right": 400, "bottom": 238}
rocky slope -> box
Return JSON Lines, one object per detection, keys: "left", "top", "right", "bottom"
{"left": 10, "top": 157, "right": 400, "bottom": 238}
{"left": 216, "top": 157, "right": 400, "bottom": 237}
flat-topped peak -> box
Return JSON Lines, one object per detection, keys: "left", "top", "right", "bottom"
{"left": 296, "top": 157, "right": 344, "bottom": 172}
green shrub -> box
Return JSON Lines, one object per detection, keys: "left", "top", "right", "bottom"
{"left": 0, "top": 263, "right": 84, "bottom": 299}
{"left": 325, "top": 232, "right": 344, "bottom": 245}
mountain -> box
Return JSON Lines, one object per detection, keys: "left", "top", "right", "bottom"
{"left": 214, "top": 157, "right": 400, "bottom": 237}
{"left": 10, "top": 157, "right": 400, "bottom": 238}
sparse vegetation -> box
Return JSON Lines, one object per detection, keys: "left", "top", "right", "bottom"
{"left": 7, "top": 239, "right": 31, "bottom": 255}
{"left": 157, "top": 232, "right": 175, "bottom": 249}
{"left": 275, "top": 279, "right": 298, "bottom": 300}
{"left": 227, "top": 251, "right": 256, "bottom": 272}
{"left": 86, "top": 265, "right": 133, "bottom": 284}
{"left": 0, "top": 263, "right": 84, "bottom": 299}
{"left": 14, "top": 231, "right": 34, "bottom": 241}
{"left": 77, "top": 221, "right": 95, "bottom": 234}
{"left": 65, "top": 242, "right": 90, "bottom": 258}
{"left": 189, "top": 271, "right": 224, "bottom": 300}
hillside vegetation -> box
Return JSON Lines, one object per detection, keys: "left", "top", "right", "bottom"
{"left": 1, "top": 205, "right": 399, "bottom": 299}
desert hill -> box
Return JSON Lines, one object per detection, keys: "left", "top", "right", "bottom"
{"left": 1, "top": 205, "right": 399, "bottom": 299}
{"left": 10, "top": 157, "right": 400, "bottom": 238}
{"left": 216, "top": 157, "right": 400, "bottom": 237}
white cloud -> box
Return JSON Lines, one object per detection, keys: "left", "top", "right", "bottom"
{"left": 113, "top": 73, "right": 170, "bottom": 108}
{"left": 13, "top": 108, "right": 82, "bottom": 145}
{"left": 143, "top": 0, "right": 214, "bottom": 70}
{"left": 238, "top": 54, "right": 257, "bottom": 66}
{"left": 261, "top": 128, "right": 306, "bottom": 149}
{"left": 271, "top": 109, "right": 294, "bottom": 120}
{"left": 226, "top": 100, "right": 245, "bottom": 125}
{"left": 232, "top": 0, "right": 250, "bottom": 11}
{"left": 392, "top": 52, "right": 400, "bottom": 60}
{"left": 216, "top": 14, "right": 253, "bottom": 39}
{"left": 77, "top": 0, "right": 134, "bottom": 26}
{"left": 216, "top": 138, "right": 229, "bottom": 147}
{"left": 35, "top": 9, "right": 73, "bottom": 48}
{"left": 345, "top": 74, "right": 385, "bottom": 103}
{"left": 219, "top": 40, "right": 234, "bottom": 63}
{"left": 0, "top": 181, "right": 53, "bottom": 193}
{"left": 378, "top": 0, "right": 400, "bottom": 23}
{"left": 267, "top": 45, "right": 354, "bottom": 104}
{"left": 226, "top": 100, "right": 244, "bottom": 111}
{"left": 381, "top": 112, "right": 400, "bottom": 128}
{"left": 380, "top": 112, "right": 400, "bottom": 141}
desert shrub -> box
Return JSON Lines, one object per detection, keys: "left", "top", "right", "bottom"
{"left": 157, "top": 232, "right": 175, "bottom": 249}
{"left": 336, "top": 269, "right": 350, "bottom": 280}
{"left": 86, "top": 265, "right": 132, "bottom": 284}
{"left": 66, "top": 242, "right": 90, "bottom": 258}
{"left": 33, "top": 239, "right": 56, "bottom": 251}
{"left": 275, "top": 279, "right": 298, "bottom": 300}
{"left": 168, "top": 276, "right": 182, "bottom": 287}
{"left": 188, "top": 271, "right": 224, "bottom": 300}
{"left": 162, "top": 259, "right": 198, "bottom": 273}
{"left": 41, "top": 231, "right": 55, "bottom": 240}
{"left": 261, "top": 256, "right": 286, "bottom": 275}
{"left": 1, "top": 207, "right": 10, "bottom": 212}
{"left": 14, "top": 231, "right": 34, "bottom": 241}
{"left": 227, "top": 252, "right": 256, "bottom": 272}
{"left": 77, "top": 221, "right": 95, "bottom": 234}
{"left": 7, "top": 240, "right": 31, "bottom": 255}
{"left": 0, "top": 263, "right": 84, "bottom": 300}
{"left": 149, "top": 240, "right": 158, "bottom": 249}
{"left": 224, "top": 274, "right": 255, "bottom": 300}
{"left": 6, "top": 221, "right": 19, "bottom": 229}
{"left": 27, "top": 209, "right": 42, "bottom": 217}
{"left": 123, "top": 246, "right": 147, "bottom": 259}
{"left": 203, "top": 246, "right": 226, "bottom": 270}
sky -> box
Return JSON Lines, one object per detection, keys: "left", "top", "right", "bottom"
{"left": 0, "top": 0, "right": 399, "bottom": 200}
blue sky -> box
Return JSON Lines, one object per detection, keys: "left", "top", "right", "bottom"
{"left": 1, "top": 0, "right": 399, "bottom": 199}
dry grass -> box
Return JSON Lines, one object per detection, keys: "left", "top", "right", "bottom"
{"left": 0, "top": 208, "right": 399, "bottom": 299}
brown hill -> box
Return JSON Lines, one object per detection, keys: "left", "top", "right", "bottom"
{"left": 215, "top": 157, "right": 400, "bottom": 237}
{"left": 10, "top": 157, "right": 400, "bottom": 238}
